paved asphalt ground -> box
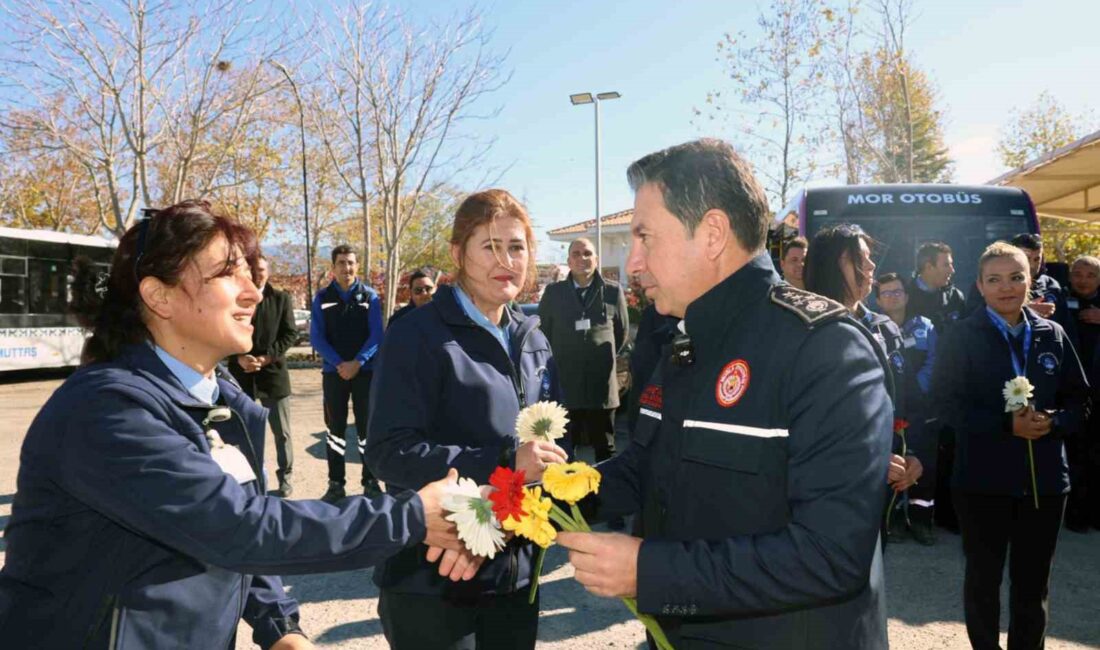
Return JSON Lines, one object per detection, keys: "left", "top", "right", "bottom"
{"left": 1, "top": 364, "right": 1097, "bottom": 649}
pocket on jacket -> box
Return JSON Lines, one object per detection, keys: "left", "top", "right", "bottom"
{"left": 679, "top": 422, "right": 784, "bottom": 474}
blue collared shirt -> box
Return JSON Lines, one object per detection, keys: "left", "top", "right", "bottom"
{"left": 153, "top": 344, "right": 220, "bottom": 404}
{"left": 985, "top": 306, "right": 1027, "bottom": 337}
{"left": 454, "top": 284, "right": 510, "bottom": 353}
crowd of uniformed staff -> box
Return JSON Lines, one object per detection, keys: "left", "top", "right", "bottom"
{"left": 0, "top": 137, "right": 1097, "bottom": 650}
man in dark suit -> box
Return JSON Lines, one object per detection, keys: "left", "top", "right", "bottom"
{"left": 228, "top": 254, "right": 299, "bottom": 497}
{"left": 538, "top": 237, "right": 630, "bottom": 465}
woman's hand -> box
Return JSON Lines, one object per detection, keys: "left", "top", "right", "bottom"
{"left": 416, "top": 468, "right": 463, "bottom": 551}
{"left": 887, "top": 454, "right": 907, "bottom": 486}
{"left": 425, "top": 546, "right": 485, "bottom": 582}
{"left": 515, "top": 440, "right": 568, "bottom": 481}
{"left": 1012, "top": 406, "right": 1052, "bottom": 441}
{"left": 893, "top": 455, "right": 923, "bottom": 492}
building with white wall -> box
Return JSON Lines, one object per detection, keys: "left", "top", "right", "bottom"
{"left": 546, "top": 208, "right": 633, "bottom": 282}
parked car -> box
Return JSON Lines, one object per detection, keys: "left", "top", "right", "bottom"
{"left": 293, "top": 309, "right": 311, "bottom": 345}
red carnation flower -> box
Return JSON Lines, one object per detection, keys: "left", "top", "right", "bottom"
{"left": 893, "top": 418, "right": 909, "bottom": 434}
{"left": 489, "top": 466, "right": 527, "bottom": 524}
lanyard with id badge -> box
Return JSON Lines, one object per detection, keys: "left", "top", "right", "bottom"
{"left": 203, "top": 406, "right": 257, "bottom": 484}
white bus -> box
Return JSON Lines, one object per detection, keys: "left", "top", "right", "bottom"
{"left": 0, "top": 226, "right": 116, "bottom": 371}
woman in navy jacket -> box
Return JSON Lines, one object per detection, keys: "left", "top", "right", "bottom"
{"left": 805, "top": 224, "right": 923, "bottom": 523}
{"left": 367, "top": 189, "right": 568, "bottom": 649}
{"left": 933, "top": 242, "right": 1088, "bottom": 650}
{"left": 0, "top": 201, "right": 462, "bottom": 650}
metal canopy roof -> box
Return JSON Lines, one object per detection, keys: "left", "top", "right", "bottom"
{"left": 989, "top": 129, "right": 1100, "bottom": 223}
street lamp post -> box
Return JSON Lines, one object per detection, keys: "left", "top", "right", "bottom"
{"left": 569, "top": 91, "right": 620, "bottom": 265}
{"left": 269, "top": 59, "right": 313, "bottom": 300}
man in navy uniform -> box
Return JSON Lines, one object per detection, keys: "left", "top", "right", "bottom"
{"left": 558, "top": 139, "right": 892, "bottom": 649}
{"left": 312, "top": 244, "right": 385, "bottom": 502}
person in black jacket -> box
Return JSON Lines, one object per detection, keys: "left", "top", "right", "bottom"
{"left": 1060, "top": 255, "right": 1100, "bottom": 531}
{"left": 908, "top": 241, "right": 967, "bottom": 533}
{"left": 933, "top": 241, "right": 1088, "bottom": 650}
{"left": 228, "top": 254, "right": 299, "bottom": 497}
{"left": 367, "top": 189, "right": 569, "bottom": 650}
{"left": 805, "top": 225, "right": 922, "bottom": 545}
{"left": 388, "top": 267, "right": 436, "bottom": 327}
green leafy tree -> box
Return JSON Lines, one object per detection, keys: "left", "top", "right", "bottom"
{"left": 996, "top": 91, "right": 1088, "bottom": 169}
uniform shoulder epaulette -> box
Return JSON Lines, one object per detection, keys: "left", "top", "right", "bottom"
{"left": 769, "top": 284, "right": 848, "bottom": 327}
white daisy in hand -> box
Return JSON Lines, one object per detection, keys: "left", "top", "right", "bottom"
{"left": 1003, "top": 376, "right": 1035, "bottom": 412}
{"left": 442, "top": 477, "right": 506, "bottom": 559}
{"left": 515, "top": 401, "right": 569, "bottom": 443}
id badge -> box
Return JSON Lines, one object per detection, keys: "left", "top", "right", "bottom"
{"left": 211, "top": 445, "right": 258, "bottom": 484}
{"left": 575, "top": 318, "right": 591, "bottom": 332}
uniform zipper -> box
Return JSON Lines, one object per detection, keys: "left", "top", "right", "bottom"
{"left": 83, "top": 594, "right": 118, "bottom": 649}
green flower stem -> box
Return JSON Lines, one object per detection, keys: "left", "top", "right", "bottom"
{"left": 622, "top": 596, "right": 676, "bottom": 650}
{"left": 528, "top": 546, "right": 548, "bottom": 604}
{"left": 1028, "top": 440, "right": 1039, "bottom": 510}
{"left": 548, "top": 504, "right": 579, "bottom": 531}
{"left": 570, "top": 503, "right": 592, "bottom": 532}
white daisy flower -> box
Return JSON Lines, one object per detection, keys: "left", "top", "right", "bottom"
{"left": 515, "top": 401, "right": 569, "bottom": 443}
{"left": 442, "top": 477, "right": 505, "bottom": 559}
{"left": 1003, "top": 376, "right": 1035, "bottom": 412}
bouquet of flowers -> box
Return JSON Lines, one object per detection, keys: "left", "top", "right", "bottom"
{"left": 441, "top": 401, "right": 674, "bottom": 650}
{"left": 1003, "top": 376, "right": 1040, "bottom": 509}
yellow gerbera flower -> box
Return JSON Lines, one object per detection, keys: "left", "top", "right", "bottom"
{"left": 542, "top": 462, "right": 601, "bottom": 505}
{"left": 501, "top": 486, "right": 557, "bottom": 548}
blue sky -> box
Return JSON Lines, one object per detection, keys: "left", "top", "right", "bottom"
{"left": 406, "top": 0, "right": 1100, "bottom": 262}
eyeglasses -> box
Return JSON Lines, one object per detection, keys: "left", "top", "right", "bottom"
{"left": 878, "top": 289, "right": 905, "bottom": 298}
{"left": 412, "top": 286, "right": 435, "bottom": 295}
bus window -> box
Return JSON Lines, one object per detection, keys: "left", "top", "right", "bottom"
{"left": 28, "top": 258, "right": 69, "bottom": 315}
{"left": 0, "top": 256, "right": 27, "bottom": 314}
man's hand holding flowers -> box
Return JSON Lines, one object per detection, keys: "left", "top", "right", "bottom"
{"left": 556, "top": 531, "right": 642, "bottom": 598}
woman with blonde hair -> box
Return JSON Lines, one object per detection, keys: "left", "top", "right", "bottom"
{"left": 933, "top": 241, "right": 1087, "bottom": 650}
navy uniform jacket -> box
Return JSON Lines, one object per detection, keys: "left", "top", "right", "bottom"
{"left": 859, "top": 307, "right": 905, "bottom": 420}
{"left": 0, "top": 343, "right": 429, "bottom": 649}
{"left": 594, "top": 255, "right": 892, "bottom": 649}
{"left": 1058, "top": 289, "right": 1100, "bottom": 388}
{"left": 310, "top": 278, "right": 384, "bottom": 374}
{"left": 933, "top": 308, "right": 1089, "bottom": 496}
{"left": 907, "top": 275, "right": 967, "bottom": 332}
{"left": 367, "top": 285, "right": 563, "bottom": 597}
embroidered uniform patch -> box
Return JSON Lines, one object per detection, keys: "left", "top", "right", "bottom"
{"left": 716, "top": 359, "right": 750, "bottom": 407}
{"left": 1038, "top": 352, "right": 1058, "bottom": 375}
{"left": 640, "top": 384, "right": 663, "bottom": 410}
{"left": 769, "top": 285, "right": 847, "bottom": 327}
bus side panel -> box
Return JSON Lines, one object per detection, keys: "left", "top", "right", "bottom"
{"left": 0, "top": 327, "right": 87, "bottom": 371}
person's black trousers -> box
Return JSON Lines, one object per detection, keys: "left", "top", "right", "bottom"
{"left": 378, "top": 588, "right": 539, "bottom": 649}
{"left": 934, "top": 425, "right": 959, "bottom": 531}
{"left": 322, "top": 370, "right": 375, "bottom": 486}
{"left": 954, "top": 492, "right": 1066, "bottom": 650}
{"left": 566, "top": 408, "right": 615, "bottom": 463}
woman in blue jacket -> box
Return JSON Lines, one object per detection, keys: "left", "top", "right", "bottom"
{"left": 933, "top": 241, "right": 1088, "bottom": 650}
{"left": 0, "top": 200, "right": 462, "bottom": 650}
{"left": 367, "top": 189, "right": 568, "bottom": 649}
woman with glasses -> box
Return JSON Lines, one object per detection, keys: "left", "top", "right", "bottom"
{"left": 367, "top": 189, "right": 568, "bottom": 649}
{"left": 0, "top": 200, "right": 465, "bottom": 650}
{"left": 805, "top": 224, "right": 923, "bottom": 542}
{"left": 933, "top": 242, "right": 1087, "bottom": 650}
{"left": 389, "top": 267, "right": 438, "bottom": 327}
